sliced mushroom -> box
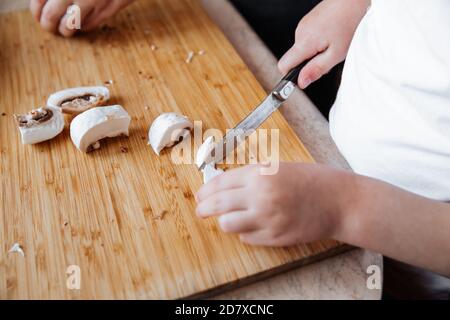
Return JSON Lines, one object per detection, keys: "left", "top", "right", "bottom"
{"left": 70, "top": 105, "right": 131, "bottom": 153}
{"left": 195, "top": 136, "right": 215, "bottom": 168}
{"left": 195, "top": 136, "right": 224, "bottom": 183}
{"left": 47, "top": 86, "right": 110, "bottom": 115}
{"left": 14, "top": 107, "right": 65, "bottom": 145}
{"left": 202, "top": 164, "right": 224, "bottom": 184}
{"left": 148, "top": 112, "right": 193, "bottom": 155}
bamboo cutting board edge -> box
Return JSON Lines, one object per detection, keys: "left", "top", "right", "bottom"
{"left": 188, "top": 244, "right": 353, "bottom": 299}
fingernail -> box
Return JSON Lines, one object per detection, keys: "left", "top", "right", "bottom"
{"left": 301, "top": 78, "right": 312, "bottom": 89}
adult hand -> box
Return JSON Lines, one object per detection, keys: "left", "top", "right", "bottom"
{"left": 30, "top": 0, "right": 135, "bottom": 37}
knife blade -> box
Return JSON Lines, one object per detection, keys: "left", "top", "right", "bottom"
{"left": 197, "top": 62, "right": 307, "bottom": 171}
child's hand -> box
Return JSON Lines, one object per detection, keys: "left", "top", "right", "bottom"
{"left": 278, "top": 0, "right": 370, "bottom": 88}
{"left": 30, "top": 0, "right": 135, "bottom": 37}
{"left": 195, "top": 163, "right": 355, "bottom": 247}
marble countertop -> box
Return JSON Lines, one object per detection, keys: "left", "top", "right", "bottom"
{"left": 0, "top": 0, "right": 383, "bottom": 300}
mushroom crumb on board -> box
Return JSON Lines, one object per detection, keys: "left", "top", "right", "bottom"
{"left": 186, "top": 51, "right": 195, "bottom": 63}
{"left": 8, "top": 243, "right": 25, "bottom": 257}
{"left": 154, "top": 210, "right": 168, "bottom": 220}
{"left": 1, "top": 112, "right": 6, "bottom": 116}
{"left": 120, "top": 146, "right": 129, "bottom": 153}
{"left": 185, "top": 50, "right": 206, "bottom": 63}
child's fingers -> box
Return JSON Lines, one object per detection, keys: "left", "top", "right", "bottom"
{"left": 297, "top": 48, "right": 337, "bottom": 89}
{"left": 58, "top": 2, "right": 95, "bottom": 37}
{"left": 218, "top": 211, "right": 259, "bottom": 234}
{"left": 195, "top": 167, "right": 249, "bottom": 203}
{"left": 196, "top": 189, "right": 248, "bottom": 218}
{"left": 40, "top": 0, "right": 71, "bottom": 33}
{"left": 30, "top": 0, "right": 47, "bottom": 21}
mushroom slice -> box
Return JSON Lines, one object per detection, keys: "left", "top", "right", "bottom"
{"left": 148, "top": 112, "right": 193, "bottom": 155}
{"left": 14, "top": 106, "right": 64, "bottom": 145}
{"left": 195, "top": 137, "right": 224, "bottom": 183}
{"left": 202, "top": 164, "right": 224, "bottom": 184}
{"left": 47, "top": 86, "right": 110, "bottom": 115}
{"left": 195, "top": 136, "right": 215, "bottom": 168}
{"left": 70, "top": 105, "right": 131, "bottom": 153}
{"left": 8, "top": 243, "right": 25, "bottom": 257}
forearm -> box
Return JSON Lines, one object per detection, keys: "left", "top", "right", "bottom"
{"left": 335, "top": 174, "right": 450, "bottom": 276}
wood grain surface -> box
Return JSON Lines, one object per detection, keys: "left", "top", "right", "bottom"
{"left": 0, "top": 0, "right": 343, "bottom": 299}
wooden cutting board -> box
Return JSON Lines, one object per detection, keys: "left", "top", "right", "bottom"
{"left": 0, "top": 0, "right": 345, "bottom": 299}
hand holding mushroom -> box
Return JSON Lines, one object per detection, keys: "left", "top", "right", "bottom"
{"left": 195, "top": 163, "right": 350, "bottom": 247}
{"left": 30, "top": 0, "right": 135, "bottom": 37}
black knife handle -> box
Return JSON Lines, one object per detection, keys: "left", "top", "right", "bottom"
{"left": 282, "top": 59, "right": 310, "bottom": 84}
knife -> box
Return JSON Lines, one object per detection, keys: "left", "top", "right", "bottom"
{"left": 197, "top": 61, "right": 308, "bottom": 171}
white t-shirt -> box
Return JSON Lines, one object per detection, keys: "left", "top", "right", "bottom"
{"left": 329, "top": 0, "right": 450, "bottom": 298}
{"left": 330, "top": 0, "right": 450, "bottom": 201}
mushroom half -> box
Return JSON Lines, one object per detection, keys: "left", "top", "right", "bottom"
{"left": 47, "top": 86, "right": 110, "bottom": 115}
{"left": 14, "top": 106, "right": 65, "bottom": 145}
{"left": 70, "top": 105, "right": 131, "bottom": 152}
{"left": 195, "top": 136, "right": 224, "bottom": 184}
{"left": 148, "top": 112, "right": 193, "bottom": 155}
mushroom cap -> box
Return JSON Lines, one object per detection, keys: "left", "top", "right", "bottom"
{"left": 47, "top": 86, "right": 110, "bottom": 114}
{"left": 70, "top": 105, "right": 131, "bottom": 152}
{"left": 195, "top": 136, "right": 215, "bottom": 168}
{"left": 148, "top": 112, "right": 193, "bottom": 155}
{"left": 17, "top": 107, "right": 65, "bottom": 145}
